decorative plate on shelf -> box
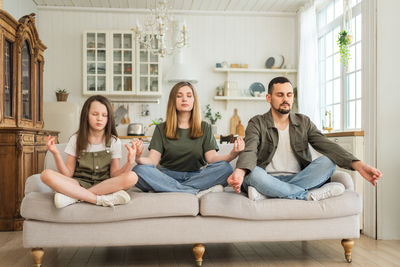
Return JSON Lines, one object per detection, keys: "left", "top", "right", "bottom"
{"left": 265, "top": 57, "right": 275, "bottom": 68}
{"left": 249, "top": 82, "right": 265, "bottom": 97}
{"left": 265, "top": 55, "right": 285, "bottom": 69}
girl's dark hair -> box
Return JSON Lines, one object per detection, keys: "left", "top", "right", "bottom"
{"left": 268, "top": 76, "right": 292, "bottom": 94}
{"left": 75, "top": 95, "right": 117, "bottom": 156}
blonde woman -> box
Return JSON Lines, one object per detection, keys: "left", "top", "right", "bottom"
{"left": 133, "top": 82, "right": 244, "bottom": 197}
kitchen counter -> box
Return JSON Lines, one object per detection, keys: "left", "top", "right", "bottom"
{"left": 119, "top": 136, "right": 152, "bottom": 139}
{"left": 324, "top": 131, "right": 364, "bottom": 137}
{"left": 119, "top": 136, "right": 152, "bottom": 144}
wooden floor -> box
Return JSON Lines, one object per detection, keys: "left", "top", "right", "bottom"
{"left": 1, "top": 232, "right": 399, "bottom": 267}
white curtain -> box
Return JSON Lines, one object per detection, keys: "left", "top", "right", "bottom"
{"left": 298, "top": 3, "right": 320, "bottom": 128}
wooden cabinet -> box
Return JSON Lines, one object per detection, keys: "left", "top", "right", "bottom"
{"left": 0, "top": 128, "right": 59, "bottom": 231}
{"left": 0, "top": 11, "right": 59, "bottom": 231}
{"left": 0, "top": 11, "right": 46, "bottom": 129}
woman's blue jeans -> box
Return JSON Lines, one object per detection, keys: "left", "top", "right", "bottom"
{"left": 242, "top": 156, "right": 336, "bottom": 200}
{"left": 132, "top": 161, "right": 232, "bottom": 194}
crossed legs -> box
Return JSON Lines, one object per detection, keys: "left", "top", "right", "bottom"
{"left": 133, "top": 161, "right": 232, "bottom": 194}
{"left": 242, "top": 156, "right": 336, "bottom": 200}
{"left": 40, "top": 169, "right": 138, "bottom": 204}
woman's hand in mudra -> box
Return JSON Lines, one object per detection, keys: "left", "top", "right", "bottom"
{"left": 230, "top": 136, "right": 245, "bottom": 157}
{"left": 132, "top": 139, "right": 145, "bottom": 163}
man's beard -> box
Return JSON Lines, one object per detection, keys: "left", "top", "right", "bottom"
{"left": 277, "top": 107, "right": 290, "bottom": 114}
{"left": 273, "top": 102, "right": 291, "bottom": 114}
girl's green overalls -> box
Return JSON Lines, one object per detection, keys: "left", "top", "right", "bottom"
{"left": 73, "top": 140, "right": 112, "bottom": 189}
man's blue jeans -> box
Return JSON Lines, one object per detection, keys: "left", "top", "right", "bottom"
{"left": 242, "top": 156, "right": 336, "bottom": 200}
{"left": 132, "top": 161, "right": 233, "bottom": 194}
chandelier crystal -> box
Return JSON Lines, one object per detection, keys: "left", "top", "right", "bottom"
{"left": 134, "top": 0, "right": 188, "bottom": 57}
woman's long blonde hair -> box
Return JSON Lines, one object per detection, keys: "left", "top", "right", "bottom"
{"left": 165, "top": 82, "right": 202, "bottom": 139}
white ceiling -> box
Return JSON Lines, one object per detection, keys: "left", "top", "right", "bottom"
{"left": 32, "top": 0, "right": 310, "bottom": 13}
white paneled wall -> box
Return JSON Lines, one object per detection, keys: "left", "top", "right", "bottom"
{"left": 376, "top": 0, "right": 400, "bottom": 240}
{"left": 37, "top": 8, "right": 297, "bottom": 135}
{"left": 4, "top": 0, "right": 37, "bottom": 20}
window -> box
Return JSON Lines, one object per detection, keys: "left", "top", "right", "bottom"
{"left": 317, "top": 0, "right": 362, "bottom": 131}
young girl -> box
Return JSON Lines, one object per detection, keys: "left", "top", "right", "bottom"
{"left": 41, "top": 95, "right": 138, "bottom": 208}
{"left": 132, "top": 82, "right": 244, "bottom": 197}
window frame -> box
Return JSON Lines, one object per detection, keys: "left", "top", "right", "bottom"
{"left": 317, "top": 0, "right": 362, "bottom": 131}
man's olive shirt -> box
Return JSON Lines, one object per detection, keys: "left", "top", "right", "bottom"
{"left": 236, "top": 110, "right": 359, "bottom": 173}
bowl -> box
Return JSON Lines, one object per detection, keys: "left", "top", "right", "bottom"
{"left": 249, "top": 82, "right": 265, "bottom": 97}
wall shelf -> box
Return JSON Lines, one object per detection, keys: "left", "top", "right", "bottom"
{"left": 213, "top": 67, "right": 296, "bottom": 109}
{"left": 214, "top": 96, "right": 268, "bottom": 109}
{"left": 214, "top": 68, "right": 297, "bottom": 74}
{"left": 214, "top": 96, "right": 266, "bottom": 101}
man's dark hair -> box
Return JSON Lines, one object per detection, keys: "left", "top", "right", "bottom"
{"left": 268, "top": 76, "right": 292, "bottom": 94}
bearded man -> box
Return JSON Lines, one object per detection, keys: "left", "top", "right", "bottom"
{"left": 227, "top": 77, "right": 382, "bottom": 201}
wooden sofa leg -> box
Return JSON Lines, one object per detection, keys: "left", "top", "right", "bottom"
{"left": 31, "top": 248, "right": 44, "bottom": 267}
{"left": 193, "top": 243, "right": 205, "bottom": 266}
{"left": 341, "top": 239, "right": 354, "bottom": 263}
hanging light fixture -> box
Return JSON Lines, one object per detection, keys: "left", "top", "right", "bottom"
{"left": 133, "top": 0, "right": 188, "bottom": 57}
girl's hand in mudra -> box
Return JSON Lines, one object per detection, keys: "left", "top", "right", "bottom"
{"left": 46, "top": 135, "right": 58, "bottom": 154}
{"left": 125, "top": 140, "right": 137, "bottom": 165}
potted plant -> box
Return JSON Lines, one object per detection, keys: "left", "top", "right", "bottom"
{"left": 145, "top": 118, "right": 164, "bottom": 136}
{"left": 337, "top": 30, "right": 352, "bottom": 69}
{"left": 55, "top": 88, "right": 69, "bottom": 102}
{"left": 204, "top": 104, "right": 221, "bottom": 134}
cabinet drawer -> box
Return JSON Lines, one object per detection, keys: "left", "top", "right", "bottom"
{"left": 36, "top": 131, "right": 59, "bottom": 145}
{"left": 20, "top": 134, "right": 35, "bottom": 145}
{"left": 35, "top": 134, "right": 47, "bottom": 145}
{"left": 329, "top": 137, "right": 353, "bottom": 152}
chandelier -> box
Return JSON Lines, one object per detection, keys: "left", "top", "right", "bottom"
{"left": 133, "top": 0, "right": 188, "bottom": 57}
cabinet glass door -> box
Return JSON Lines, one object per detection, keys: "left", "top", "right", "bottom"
{"left": 22, "top": 41, "right": 32, "bottom": 120}
{"left": 4, "top": 39, "right": 13, "bottom": 118}
{"left": 112, "top": 33, "right": 134, "bottom": 93}
{"left": 86, "top": 32, "right": 106, "bottom": 92}
{"left": 139, "top": 36, "right": 160, "bottom": 94}
{"left": 36, "top": 60, "right": 41, "bottom": 122}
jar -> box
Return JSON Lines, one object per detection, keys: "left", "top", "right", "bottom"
{"left": 216, "top": 86, "right": 224, "bottom": 96}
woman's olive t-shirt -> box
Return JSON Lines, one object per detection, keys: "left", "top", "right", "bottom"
{"left": 149, "top": 121, "right": 218, "bottom": 172}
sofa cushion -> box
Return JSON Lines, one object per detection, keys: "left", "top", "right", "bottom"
{"left": 21, "top": 190, "right": 199, "bottom": 223}
{"left": 199, "top": 190, "right": 361, "bottom": 220}
{"left": 25, "top": 174, "right": 53, "bottom": 194}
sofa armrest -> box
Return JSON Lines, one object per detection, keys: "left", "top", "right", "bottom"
{"left": 331, "top": 170, "right": 354, "bottom": 191}
{"left": 25, "top": 174, "right": 53, "bottom": 195}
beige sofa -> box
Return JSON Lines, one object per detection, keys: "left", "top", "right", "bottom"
{"left": 21, "top": 143, "right": 361, "bottom": 266}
